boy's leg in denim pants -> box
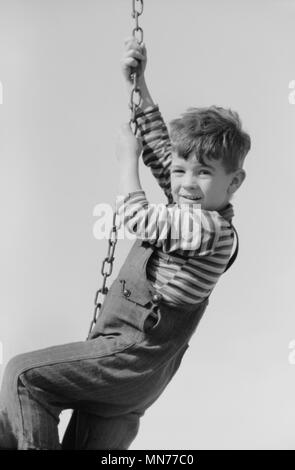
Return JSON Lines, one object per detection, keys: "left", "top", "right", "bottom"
{"left": 61, "top": 410, "right": 142, "bottom": 450}
{"left": 0, "top": 336, "right": 142, "bottom": 450}
{"left": 0, "top": 241, "right": 161, "bottom": 450}
{"left": 0, "top": 239, "right": 210, "bottom": 450}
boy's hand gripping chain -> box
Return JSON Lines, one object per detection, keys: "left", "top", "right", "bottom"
{"left": 87, "top": 0, "right": 144, "bottom": 339}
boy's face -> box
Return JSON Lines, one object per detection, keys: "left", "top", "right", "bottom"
{"left": 170, "top": 151, "right": 238, "bottom": 211}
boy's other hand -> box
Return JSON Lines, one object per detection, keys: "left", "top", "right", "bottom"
{"left": 116, "top": 123, "right": 143, "bottom": 164}
{"left": 121, "top": 37, "right": 147, "bottom": 85}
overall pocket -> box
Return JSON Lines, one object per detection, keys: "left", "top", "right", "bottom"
{"left": 142, "top": 307, "right": 162, "bottom": 334}
{"left": 119, "top": 279, "right": 162, "bottom": 335}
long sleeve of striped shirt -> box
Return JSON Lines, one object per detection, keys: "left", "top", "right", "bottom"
{"left": 135, "top": 104, "right": 174, "bottom": 204}
{"left": 115, "top": 190, "right": 232, "bottom": 257}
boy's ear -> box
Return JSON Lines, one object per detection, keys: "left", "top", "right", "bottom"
{"left": 227, "top": 169, "right": 246, "bottom": 196}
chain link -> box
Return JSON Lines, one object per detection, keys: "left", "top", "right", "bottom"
{"left": 88, "top": 211, "right": 119, "bottom": 338}
{"left": 87, "top": 1, "right": 144, "bottom": 339}
{"left": 130, "top": 0, "right": 144, "bottom": 135}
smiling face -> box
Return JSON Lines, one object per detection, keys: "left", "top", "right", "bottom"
{"left": 170, "top": 151, "right": 240, "bottom": 211}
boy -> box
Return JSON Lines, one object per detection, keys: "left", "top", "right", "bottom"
{"left": 0, "top": 38, "right": 250, "bottom": 450}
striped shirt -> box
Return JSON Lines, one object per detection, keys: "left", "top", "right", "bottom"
{"left": 116, "top": 105, "right": 235, "bottom": 306}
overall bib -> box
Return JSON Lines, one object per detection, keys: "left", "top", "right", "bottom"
{"left": 0, "top": 231, "right": 238, "bottom": 450}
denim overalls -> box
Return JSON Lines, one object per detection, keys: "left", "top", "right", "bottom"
{"left": 0, "top": 229, "right": 238, "bottom": 450}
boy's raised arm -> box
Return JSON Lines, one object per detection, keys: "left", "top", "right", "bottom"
{"left": 121, "top": 38, "right": 173, "bottom": 203}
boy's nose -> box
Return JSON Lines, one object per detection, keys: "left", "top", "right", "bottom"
{"left": 182, "top": 177, "right": 199, "bottom": 190}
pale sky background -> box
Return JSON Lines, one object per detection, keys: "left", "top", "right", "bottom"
{"left": 0, "top": 0, "right": 294, "bottom": 450}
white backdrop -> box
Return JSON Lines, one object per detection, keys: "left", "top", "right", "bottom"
{"left": 0, "top": 0, "right": 294, "bottom": 450}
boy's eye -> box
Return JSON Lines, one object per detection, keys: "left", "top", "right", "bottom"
{"left": 171, "top": 169, "right": 212, "bottom": 175}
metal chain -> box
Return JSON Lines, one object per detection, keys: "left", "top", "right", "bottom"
{"left": 87, "top": 211, "right": 118, "bottom": 339}
{"left": 129, "top": 0, "right": 144, "bottom": 135}
{"left": 87, "top": 0, "right": 144, "bottom": 339}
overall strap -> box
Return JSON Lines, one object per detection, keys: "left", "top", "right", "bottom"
{"left": 223, "top": 224, "right": 239, "bottom": 273}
